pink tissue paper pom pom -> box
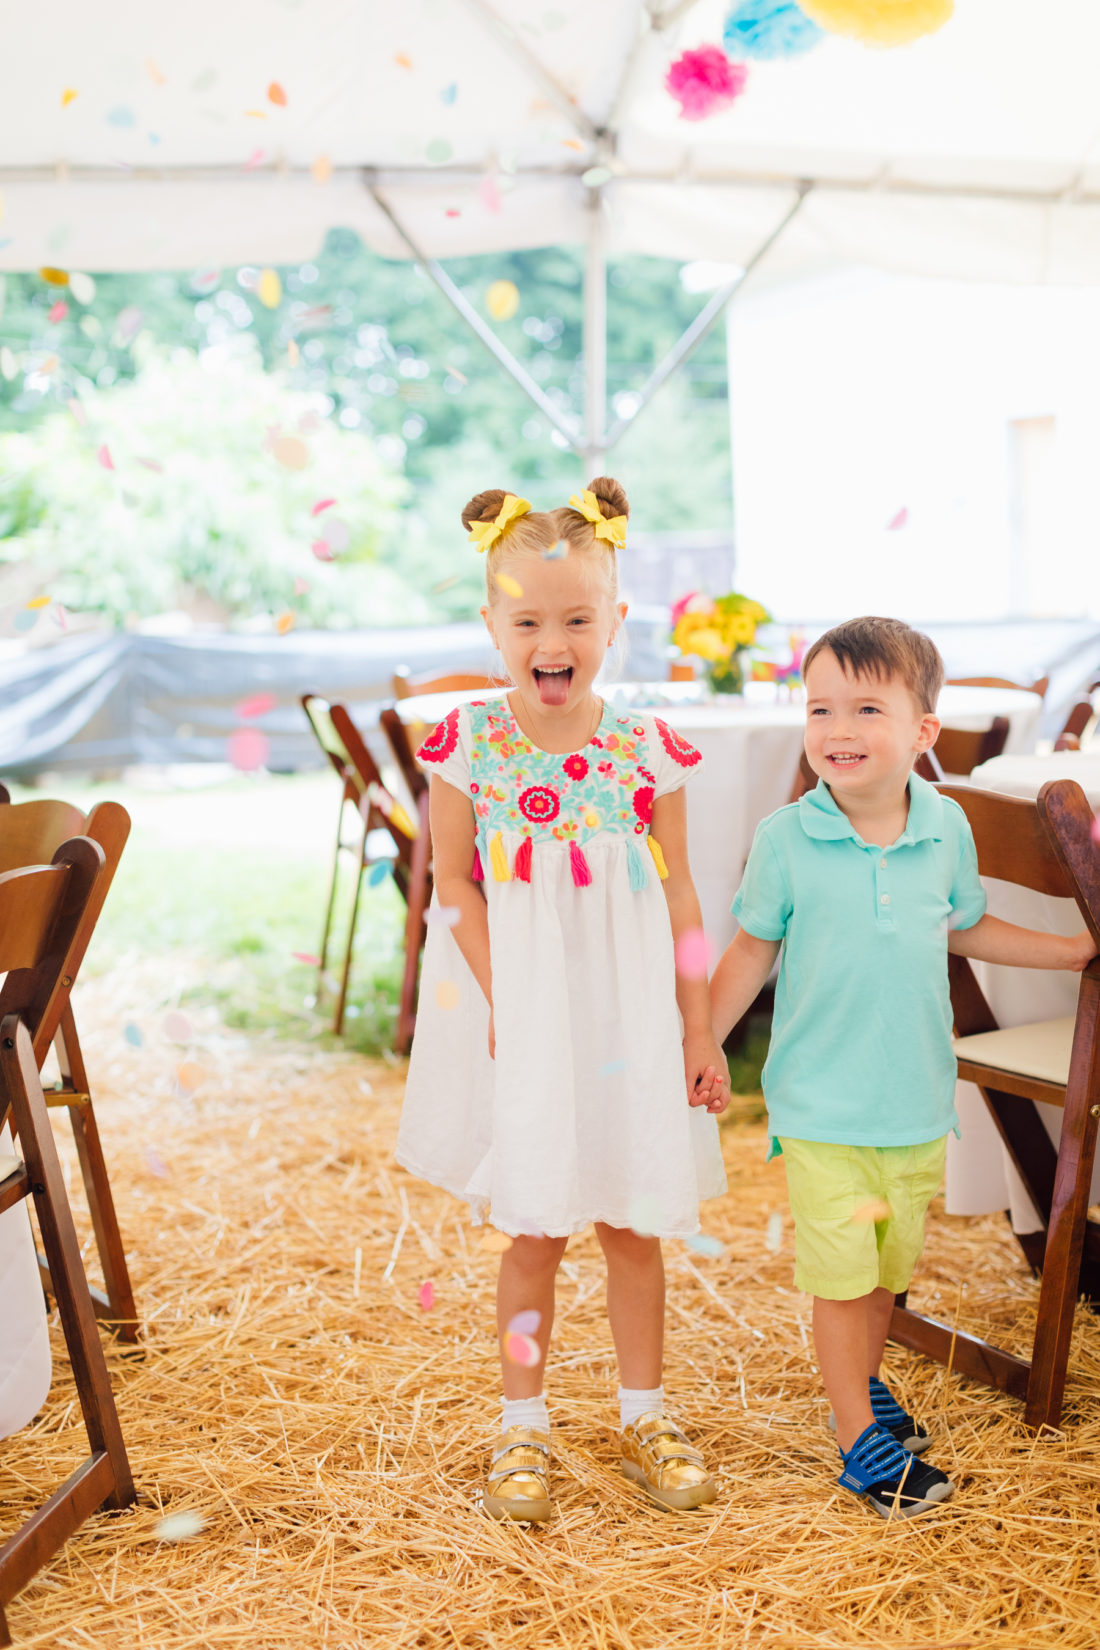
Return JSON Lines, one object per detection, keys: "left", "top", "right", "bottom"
{"left": 665, "top": 44, "right": 748, "bottom": 122}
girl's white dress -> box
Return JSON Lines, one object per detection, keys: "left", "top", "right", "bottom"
{"left": 396, "top": 696, "right": 727, "bottom": 1238}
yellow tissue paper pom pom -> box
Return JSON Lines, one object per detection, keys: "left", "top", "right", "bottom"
{"left": 799, "top": 0, "right": 953, "bottom": 47}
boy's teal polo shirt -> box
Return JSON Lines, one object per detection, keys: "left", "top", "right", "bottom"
{"left": 732, "top": 772, "right": 986, "bottom": 1156}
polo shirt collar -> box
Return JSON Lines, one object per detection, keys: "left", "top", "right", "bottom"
{"left": 798, "top": 770, "right": 945, "bottom": 845}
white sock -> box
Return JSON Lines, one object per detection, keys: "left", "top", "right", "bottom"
{"left": 500, "top": 1394, "right": 549, "bottom": 1433}
{"left": 619, "top": 1385, "right": 665, "bottom": 1430}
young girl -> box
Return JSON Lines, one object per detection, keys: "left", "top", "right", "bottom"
{"left": 396, "top": 477, "right": 730, "bottom": 1522}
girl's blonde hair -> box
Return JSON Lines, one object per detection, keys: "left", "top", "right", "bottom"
{"left": 461, "top": 489, "right": 558, "bottom": 604}
{"left": 551, "top": 475, "right": 630, "bottom": 602}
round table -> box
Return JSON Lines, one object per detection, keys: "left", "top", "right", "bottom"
{"left": 396, "top": 682, "right": 1043, "bottom": 954}
{"left": 944, "top": 749, "right": 1100, "bottom": 1232}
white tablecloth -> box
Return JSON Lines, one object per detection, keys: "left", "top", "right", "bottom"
{"left": 398, "top": 682, "right": 1042, "bottom": 954}
{"left": 0, "top": 1154, "right": 51, "bottom": 1441}
{"left": 945, "top": 749, "right": 1100, "bottom": 1232}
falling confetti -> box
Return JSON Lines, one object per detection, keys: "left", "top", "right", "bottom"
{"left": 311, "top": 154, "right": 332, "bottom": 183}
{"left": 311, "top": 497, "right": 336, "bottom": 516}
{"left": 235, "top": 691, "right": 277, "bottom": 719}
{"left": 96, "top": 444, "right": 115, "bottom": 471}
{"left": 480, "top": 1229, "right": 512, "bottom": 1253}
{"left": 272, "top": 435, "right": 308, "bottom": 470}
{"left": 851, "top": 1198, "right": 893, "bottom": 1224}
{"left": 674, "top": 927, "right": 713, "bottom": 981}
{"left": 39, "top": 356, "right": 59, "bottom": 375}
{"left": 106, "top": 105, "right": 137, "bottom": 128}
{"left": 684, "top": 1232, "right": 725, "bottom": 1258}
{"left": 542, "top": 539, "right": 568, "bottom": 560}
{"left": 425, "top": 137, "right": 453, "bottom": 165}
{"left": 257, "top": 268, "right": 282, "bottom": 309}
{"left": 175, "top": 1062, "right": 206, "bottom": 1095}
{"left": 146, "top": 58, "right": 166, "bottom": 85}
{"left": 495, "top": 573, "right": 523, "bottom": 599}
{"left": 244, "top": 109, "right": 267, "bottom": 119}
{"left": 367, "top": 860, "right": 392, "bottom": 888}
{"left": 227, "top": 727, "right": 270, "bottom": 770}
{"left": 47, "top": 300, "right": 68, "bottom": 323}
{"left": 418, "top": 1280, "right": 435, "bottom": 1310}
{"left": 190, "top": 268, "right": 221, "bottom": 294}
{"left": 435, "top": 980, "right": 460, "bottom": 1011}
{"left": 68, "top": 272, "right": 96, "bottom": 304}
{"left": 291, "top": 951, "right": 320, "bottom": 967}
{"left": 444, "top": 207, "right": 461, "bottom": 219}
{"left": 292, "top": 577, "right": 309, "bottom": 596}
{"left": 13, "top": 611, "right": 38, "bottom": 633}
{"left": 123, "top": 1022, "right": 143, "bottom": 1048}
{"left": 0, "top": 347, "right": 16, "bottom": 380}
{"left": 311, "top": 540, "right": 334, "bottom": 562}
{"left": 154, "top": 1512, "right": 205, "bottom": 1542}
{"left": 244, "top": 148, "right": 266, "bottom": 170}
{"left": 598, "top": 1057, "right": 627, "bottom": 1077}
{"left": 886, "top": 507, "right": 909, "bottom": 531}
{"left": 162, "top": 1010, "right": 194, "bottom": 1043}
{"left": 137, "top": 456, "right": 164, "bottom": 473}
{"left": 479, "top": 174, "right": 502, "bottom": 214}
{"left": 561, "top": 138, "right": 585, "bottom": 152}
{"left": 440, "top": 82, "right": 457, "bottom": 104}
{"left": 61, "top": 88, "right": 78, "bottom": 107}
{"left": 116, "top": 305, "right": 143, "bottom": 343}
{"left": 486, "top": 279, "right": 520, "bottom": 321}
{"left": 26, "top": 595, "right": 50, "bottom": 610}
{"left": 68, "top": 397, "right": 87, "bottom": 423}
{"left": 1091, "top": 813, "right": 1100, "bottom": 845}
{"left": 765, "top": 1211, "right": 783, "bottom": 1252}
{"left": 319, "top": 517, "right": 350, "bottom": 553}
{"left": 39, "top": 267, "right": 69, "bottom": 285}
{"left": 507, "top": 1309, "right": 541, "bottom": 1336}
{"left": 287, "top": 340, "right": 300, "bottom": 366}
{"left": 143, "top": 1146, "right": 170, "bottom": 1179}
{"left": 425, "top": 905, "right": 461, "bottom": 929}
{"left": 504, "top": 1332, "right": 541, "bottom": 1367}
{"left": 581, "top": 166, "right": 612, "bottom": 187}
{"left": 268, "top": 81, "right": 288, "bottom": 106}
{"left": 628, "top": 1194, "right": 663, "bottom": 1236}
{"left": 395, "top": 52, "right": 413, "bottom": 69}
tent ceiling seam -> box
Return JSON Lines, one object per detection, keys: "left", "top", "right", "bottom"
{"left": 455, "top": 0, "right": 602, "bottom": 146}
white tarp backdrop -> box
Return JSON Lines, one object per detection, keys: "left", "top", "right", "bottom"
{"left": 3, "top": 0, "right": 1100, "bottom": 283}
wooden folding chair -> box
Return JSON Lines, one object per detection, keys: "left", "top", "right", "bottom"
{"left": 1053, "top": 678, "right": 1098, "bottom": 752}
{"left": 947, "top": 674, "right": 1049, "bottom": 698}
{"left": 300, "top": 695, "right": 421, "bottom": 1037}
{"left": 890, "top": 779, "right": 1100, "bottom": 1431}
{"left": 392, "top": 667, "right": 504, "bottom": 700}
{"left": 924, "top": 716, "right": 1010, "bottom": 778}
{"left": 0, "top": 839, "right": 136, "bottom": 1646}
{"left": 0, "top": 798, "right": 136, "bottom": 1342}
{"left": 378, "top": 708, "right": 434, "bottom": 1055}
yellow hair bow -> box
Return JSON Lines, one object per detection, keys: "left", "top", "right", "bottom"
{"left": 468, "top": 493, "right": 532, "bottom": 554}
{"left": 568, "top": 489, "right": 626, "bottom": 550}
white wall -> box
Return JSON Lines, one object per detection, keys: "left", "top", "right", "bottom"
{"left": 727, "top": 268, "right": 1100, "bottom": 623}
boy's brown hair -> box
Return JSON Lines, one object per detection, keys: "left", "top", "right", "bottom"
{"left": 802, "top": 616, "right": 944, "bottom": 713}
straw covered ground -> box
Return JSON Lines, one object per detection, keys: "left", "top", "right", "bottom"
{"left": 5, "top": 970, "right": 1100, "bottom": 1650}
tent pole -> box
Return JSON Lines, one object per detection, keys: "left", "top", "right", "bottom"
{"left": 456, "top": 0, "right": 600, "bottom": 145}
{"left": 583, "top": 190, "right": 608, "bottom": 475}
{"left": 367, "top": 183, "right": 584, "bottom": 452}
{"left": 603, "top": 183, "right": 811, "bottom": 451}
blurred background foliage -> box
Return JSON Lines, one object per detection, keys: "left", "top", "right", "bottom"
{"left": 0, "top": 231, "right": 732, "bottom": 629}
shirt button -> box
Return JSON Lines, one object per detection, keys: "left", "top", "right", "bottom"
{"left": 880, "top": 893, "right": 890, "bottom": 905}
{"left": 880, "top": 858, "right": 887, "bottom": 869}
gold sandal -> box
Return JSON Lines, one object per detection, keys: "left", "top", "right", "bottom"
{"left": 621, "top": 1412, "right": 717, "bottom": 1512}
{"left": 483, "top": 1426, "right": 553, "bottom": 1522}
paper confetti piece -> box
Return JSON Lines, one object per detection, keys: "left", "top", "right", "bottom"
{"left": 628, "top": 1194, "right": 663, "bottom": 1236}
{"left": 674, "top": 927, "right": 713, "bottom": 981}
{"left": 425, "top": 905, "right": 461, "bottom": 929}
{"left": 66, "top": 398, "right": 86, "bottom": 424}
{"left": 268, "top": 81, "right": 288, "bottom": 106}
{"left": 395, "top": 52, "right": 413, "bottom": 69}
{"left": 507, "top": 1309, "right": 541, "bottom": 1336}
{"left": 162, "top": 1010, "right": 193, "bottom": 1043}
{"left": 257, "top": 268, "right": 282, "bottom": 309}
{"left": 146, "top": 58, "right": 166, "bottom": 85}
{"left": 886, "top": 506, "right": 909, "bottom": 531}
{"left": 68, "top": 272, "right": 96, "bottom": 304}
{"left": 61, "top": 88, "right": 78, "bottom": 107}
{"left": 39, "top": 267, "right": 69, "bottom": 285}
{"left": 137, "top": 456, "right": 163, "bottom": 473}
{"left": 154, "top": 1512, "right": 205, "bottom": 1542}
{"left": 311, "top": 541, "right": 333, "bottom": 562}
{"left": 190, "top": 268, "right": 221, "bottom": 294}
{"left": 123, "top": 1023, "right": 143, "bottom": 1048}
{"left": 53, "top": 605, "right": 68, "bottom": 631}
{"left": 227, "top": 727, "right": 269, "bottom": 770}
{"left": 244, "top": 109, "right": 267, "bottom": 119}
{"left": 106, "top": 106, "right": 136, "bottom": 128}
{"left": 425, "top": 137, "right": 453, "bottom": 165}
{"left": 444, "top": 208, "right": 461, "bottom": 219}
{"left": 435, "top": 980, "right": 460, "bottom": 1011}
{"left": 311, "top": 497, "right": 336, "bottom": 516}
{"left": 275, "top": 612, "right": 296, "bottom": 635}
{"left": 116, "top": 305, "right": 143, "bottom": 342}
{"left": 235, "top": 691, "right": 277, "bottom": 719}
{"left": 13, "top": 610, "right": 38, "bottom": 633}
{"left": 418, "top": 1280, "right": 435, "bottom": 1310}
{"left": 851, "top": 1198, "right": 893, "bottom": 1225}
{"left": 272, "top": 435, "right": 308, "bottom": 470}
{"left": 440, "top": 82, "right": 457, "bottom": 104}
{"left": 684, "top": 1232, "right": 725, "bottom": 1258}
{"left": 97, "top": 444, "right": 115, "bottom": 471}
{"left": 287, "top": 340, "right": 299, "bottom": 367}
{"left": 495, "top": 573, "right": 523, "bottom": 599}
{"left": 505, "top": 1332, "right": 541, "bottom": 1367}
{"left": 561, "top": 137, "right": 585, "bottom": 151}
{"left": 26, "top": 595, "right": 50, "bottom": 610}
{"left": 367, "top": 860, "right": 392, "bottom": 888}
{"left": 47, "top": 300, "right": 68, "bottom": 323}
{"left": 765, "top": 1211, "right": 783, "bottom": 1252}
{"left": 480, "top": 1229, "right": 512, "bottom": 1253}
{"left": 175, "top": 1062, "right": 206, "bottom": 1095}
{"left": 598, "top": 1057, "right": 626, "bottom": 1077}
{"left": 311, "top": 154, "right": 332, "bottom": 184}
{"left": 479, "top": 174, "right": 502, "bottom": 213}
{"left": 581, "top": 166, "right": 612, "bottom": 187}
{"left": 143, "top": 1146, "right": 170, "bottom": 1179}
{"left": 39, "top": 356, "right": 59, "bottom": 375}
{"left": 486, "top": 279, "right": 519, "bottom": 321}
{"left": 0, "top": 347, "right": 16, "bottom": 380}
{"left": 292, "top": 577, "right": 310, "bottom": 596}
{"left": 319, "top": 517, "right": 349, "bottom": 553}
{"left": 244, "top": 148, "right": 266, "bottom": 170}
{"left": 542, "top": 539, "right": 568, "bottom": 560}
{"left": 291, "top": 951, "right": 320, "bottom": 967}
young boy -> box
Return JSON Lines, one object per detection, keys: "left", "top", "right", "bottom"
{"left": 705, "top": 616, "right": 1096, "bottom": 1518}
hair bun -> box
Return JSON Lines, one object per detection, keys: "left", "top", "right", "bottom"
{"left": 585, "top": 475, "right": 629, "bottom": 522}
{"left": 460, "top": 488, "right": 510, "bottom": 533}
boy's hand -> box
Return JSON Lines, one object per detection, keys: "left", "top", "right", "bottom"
{"left": 684, "top": 1037, "right": 731, "bottom": 1113}
{"left": 1062, "top": 929, "right": 1099, "bottom": 972}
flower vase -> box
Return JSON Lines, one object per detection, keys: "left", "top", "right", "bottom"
{"left": 705, "top": 652, "right": 747, "bottom": 696}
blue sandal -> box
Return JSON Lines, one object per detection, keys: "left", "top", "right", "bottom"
{"left": 838, "top": 1424, "right": 954, "bottom": 1519}
{"left": 829, "top": 1376, "right": 932, "bottom": 1454}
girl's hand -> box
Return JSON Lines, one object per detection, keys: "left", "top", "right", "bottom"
{"left": 684, "top": 1038, "right": 730, "bottom": 1114}
{"left": 1062, "top": 930, "right": 1099, "bottom": 972}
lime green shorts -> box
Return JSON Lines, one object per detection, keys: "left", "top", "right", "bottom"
{"left": 778, "top": 1136, "right": 948, "bottom": 1301}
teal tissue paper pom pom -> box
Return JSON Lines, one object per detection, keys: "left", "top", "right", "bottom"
{"left": 723, "top": 0, "right": 824, "bottom": 59}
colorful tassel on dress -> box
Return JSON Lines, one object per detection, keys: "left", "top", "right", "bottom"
{"left": 648, "top": 836, "right": 670, "bottom": 881}
{"left": 513, "top": 836, "right": 533, "bottom": 883}
{"left": 471, "top": 842, "right": 484, "bottom": 882}
{"left": 569, "top": 840, "right": 593, "bottom": 887}
{"left": 626, "top": 838, "right": 649, "bottom": 892}
{"left": 489, "top": 830, "right": 511, "bottom": 882}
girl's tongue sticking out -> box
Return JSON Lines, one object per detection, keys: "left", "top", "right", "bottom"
{"left": 534, "top": 666, "right": 572, "bottom": 707}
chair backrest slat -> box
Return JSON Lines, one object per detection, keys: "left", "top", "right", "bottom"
{"left": 938, "top": 783, "right": 1070, "bottom": 898}
{"left": 1038, "top": 779, "right": 1100, "bottom": 950}
{"left": 0, "top": 863, "right": 71, "bottom": 972}
{"left": 0, "top": 838, "right": 106, "bottom": 1045}
{"left": 393, "top": 668, "right": 504, "bottom": 700}
{"left": 933, "top": 716, "right": 1010, "bottom": 778}
{"left": 0, "top": 801, "right": 87, "bottom": 874}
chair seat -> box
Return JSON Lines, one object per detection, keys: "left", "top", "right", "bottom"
{"left": 952, "top": 1016, "right": 1076, "bottom": 1087}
